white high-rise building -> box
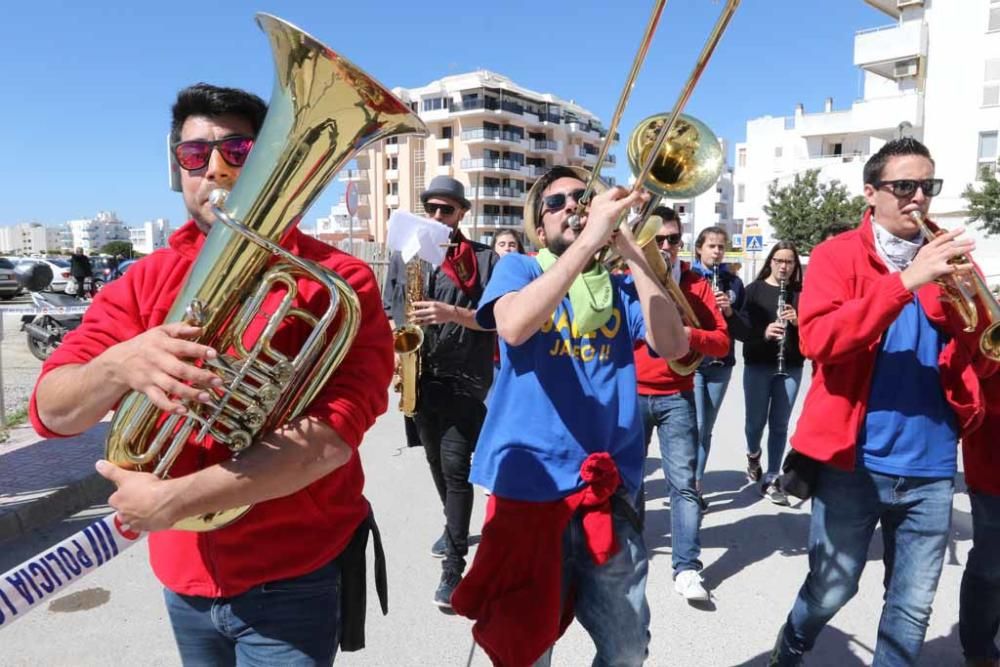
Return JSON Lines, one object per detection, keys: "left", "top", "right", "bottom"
{"left": 655, "top": 139, "right": 737, "bottom": 249}
{"left": 67, "top": 211, "right": 130, "bottom": 252}
{"left": 733, "top": 0, "right": 1000, "bottom": 274}
{"left": 349, "top": 70, "right": 619, "bottom": 245}
{"left": 0, "top": 223, "right": 60, "bottom": 255}
{"left": 128, "top": 218, "right": 171, "bottom": 255}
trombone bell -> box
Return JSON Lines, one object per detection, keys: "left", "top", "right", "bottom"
{"left": 628, "top": 113, "right": 724, "bottom": 200}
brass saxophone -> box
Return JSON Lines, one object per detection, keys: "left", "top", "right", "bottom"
{"left": 103, "top": 14, "right": 427, "bottom": 531}
{"left": 393, "top": 259, "right": 425, "bottom": 416}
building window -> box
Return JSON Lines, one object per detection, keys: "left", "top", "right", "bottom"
{"left": 387, "top": 182, "right": 398, "bottom": 195}
{"left": 387, "top": 157, "right": 398, "bottom": 170}
{"left": 774, "top": 147, "right": 783, "bottom": 158}
{"left": 441, "top": 152, "right": 452, "bottom": 166}
{"left": 737, "top": 184, "right": 746, "bottom": 203}
{"left": 422, "top": 97, "right": 444, "bottom": 112}
{"left": 386, "top": 137, "right": 398, "bottom": 145}
{"left": 990, "top": 0, "right": 1000, "bottom": 32}
{"left": 984, "top": 59, "right": 1000, "bottom": 106}
{"left": 441, "top": 126, "right": 453, "bottom": 139}
{"left": 978, "top": 131, "right": 998, "bottom": 178}
{"left": 676, "top": 204, "right": 687, "bottom": 215}
{"left": 832, "top": 143, "right": 843, "bottom": 156}
{"left": 737, "top": 147, "right": 746, "bottom": 167}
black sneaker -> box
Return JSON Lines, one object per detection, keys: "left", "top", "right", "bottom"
{"left": 430, "top": 532, "right": 447, "bottom": 559}
{"left": 747, "top": 452, "right": 763, "bottom": 482}
{"left": 433, "top": 569, "right": 462, "bottom": 610}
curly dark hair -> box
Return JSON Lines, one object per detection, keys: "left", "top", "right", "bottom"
{"left": 170, "top": 83, "right": 268, "bottom": 144}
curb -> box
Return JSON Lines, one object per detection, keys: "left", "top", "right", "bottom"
{"left": 0, "top": 472, "right": 113, "bottom": 544}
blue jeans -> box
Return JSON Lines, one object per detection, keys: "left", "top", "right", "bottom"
{"left": 743, "top": 364, "right": 803, "bottom": 481}
{"left": 163, "top": 557, "right": 341, "bottom": 666}
{"left": 534, "top": 501, "right": 651, "bottom": 667}
{"left": 693, "top": 363, "right": 733, "bottom": 481}
{"left": 960, "top": 491, "right": 1000, "bottom": 662}
{"left": 640, "top": 392, "right": 702, "bottom": 575}
{"left": 773, "top": 465, "right": 953, "bottom": 666}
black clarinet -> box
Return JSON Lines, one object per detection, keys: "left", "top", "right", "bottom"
{"left": 775, "top": 278, "right": 788, "bottom": 377}
{"left": 708, "top": 265, "right": 726, "bottom": 367}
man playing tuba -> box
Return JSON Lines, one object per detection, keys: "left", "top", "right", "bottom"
{"left": 30, "top": 83, "right": 394, "bottom": 665}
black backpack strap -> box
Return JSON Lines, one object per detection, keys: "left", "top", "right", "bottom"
{"left": 336, "top": 506, "right": 389, "bottom": 652}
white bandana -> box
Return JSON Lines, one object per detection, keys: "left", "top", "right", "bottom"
{"left": 872, "top": 216, "right": 922, "bottom": 273}
{"left": 671, "top": 256, "right": 682, "bottom": 284}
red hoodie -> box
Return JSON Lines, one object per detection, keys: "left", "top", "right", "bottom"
{"left": 962, "top": 366, "right": 1000, "bottom": 495}
{"left": 29, "top": 221, "right": 394, "bottom": 597}
{"left": 635, "top": 263, "right": 730, "bottom": 394}
{"left": 790, "top": 210, "right": 986, "bottom": 470}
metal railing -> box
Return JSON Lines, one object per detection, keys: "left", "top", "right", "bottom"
{"left": 461, "top": 158, "right": 525, "bottom": 172}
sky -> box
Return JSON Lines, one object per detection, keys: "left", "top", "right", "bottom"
{"left": 0, "top": 0, "right": 889, "bottom": 231}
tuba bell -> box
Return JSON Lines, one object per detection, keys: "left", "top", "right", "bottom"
{"left": 104, "top": 14, "right": 428, "bottom": 531}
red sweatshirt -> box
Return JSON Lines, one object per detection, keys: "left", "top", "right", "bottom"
{"left": 963, "top": 366, "right": 1000, "bottom": 495}
{"left": 29, "top": 221, "right": 394, "bottom": 597}
{"left": 790, "top": 210, "right": 986, "bottom": 470}
{"left": 635, "top": 263, "right": 730, "bottom": 394}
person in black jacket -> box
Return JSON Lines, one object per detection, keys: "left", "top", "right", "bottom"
{"left": 382, "top": 176, "right": 498, "bottom": 609}
{"left": 69, "top": 247, "right": 92, "bottom": 299}
{"left": 731, "top": 240, "right": 805, "bottom": 505}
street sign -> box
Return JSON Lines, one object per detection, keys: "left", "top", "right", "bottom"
{"left": 345, "top": 181, "right": 359, "bottom": 217}
{"left": 731, "top": 233, "right": 743, "bottom": 249}
{"left": 745, "top": 235, "right": 764, "bottom": 252}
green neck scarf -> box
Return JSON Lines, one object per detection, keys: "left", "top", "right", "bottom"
{"left": 536, "top": 248, "right": 613, "bottom": 336}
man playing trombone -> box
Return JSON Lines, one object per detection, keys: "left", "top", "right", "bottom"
{"left": 770, "top": 138, "right": 990, "bottom": 666}
{"left": 450, "top": 166, "right": 688, "bottom": 665}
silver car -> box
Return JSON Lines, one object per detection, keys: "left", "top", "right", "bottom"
{"left": 0, "top": 258, "right": 22, "bottom": 300}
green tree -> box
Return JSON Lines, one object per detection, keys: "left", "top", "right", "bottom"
{"left": 963, "top": 168, "right": 1000, "bottom": 236}
{"left": 99, "top": 240, "right": 135, "bottom": 257}
{"left": 763, "top": 169, "right": 867, "bottom": 253}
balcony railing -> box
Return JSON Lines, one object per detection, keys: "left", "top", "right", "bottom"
{"left": 470, "top": 215, "right": 521, "bottom": 227}
{"left": 461, "top": 158, "right": 525, "bottom": 173}
{"left": 468, "top": 187, "right": 525, "bottom": 199}
{"left": 529, "top": 139, "right": 559, "bottom": 152}
{"left": 461, "top": 129, "right": 526, "bottom": 144}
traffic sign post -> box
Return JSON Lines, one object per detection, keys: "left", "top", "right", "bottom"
{"left": 744, "top": 225, "right": 764, "bottom": 280}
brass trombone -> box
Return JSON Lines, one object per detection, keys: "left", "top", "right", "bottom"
{"left": 910, "top": 211, "right": 1000, "bottom": 361}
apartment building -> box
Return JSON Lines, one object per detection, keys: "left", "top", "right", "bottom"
{"left": 348, "top": 70, "right": 618, "bottom": 245}
{"left": 733, "top": 0, "right": 1000, "bottom": 273}
{"left": 66, "top": 211, "right": 130, "bottom": 252}
{"left": 0, "top": 222, "right": 61, "bottom": 255}
{"left": 128, "top": 218, "right": 171, "bottom": 255}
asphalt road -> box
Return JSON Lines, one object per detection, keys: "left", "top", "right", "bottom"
{"left": 0, "top": 360, "right": 974, "bottom": 666}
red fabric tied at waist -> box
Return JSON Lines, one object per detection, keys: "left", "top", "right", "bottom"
{"left": 451, "top": 452, "right": 622, "bottom": 667}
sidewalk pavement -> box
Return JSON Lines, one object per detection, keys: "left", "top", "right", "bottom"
{"left": 0, "top": 420, "right": 112, "bottom": 545}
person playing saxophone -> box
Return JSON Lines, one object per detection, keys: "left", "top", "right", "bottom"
{"left": 381, "top": 175, "right": 498, "bottom": 609}
{"left": 29, "top": 84, "right": 395, "bottom": 665}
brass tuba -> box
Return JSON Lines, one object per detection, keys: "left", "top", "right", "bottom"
{"left": 393, "top": 259, "right": 425, "bottom": 416}
{"left": 104, "top": 14, "right": 427, "bottom": 531}
{"left": 910, "top": 211, "right": 1000, "bottom": 361}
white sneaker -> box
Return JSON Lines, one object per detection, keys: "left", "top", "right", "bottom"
{"left": 763, "top": 482, "right": 790, "bottom": 506}
{"left": 674, "top": 569, "right": 710, "bottom": 602}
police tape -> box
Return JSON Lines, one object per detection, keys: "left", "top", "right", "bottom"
{"left": 0, "top": 305, "right": 90, "bottom": 315}
{"left": 0, "top": 514, "right": 142, "bottom": 629}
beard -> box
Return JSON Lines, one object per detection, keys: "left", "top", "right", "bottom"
{"left": 546, "top": 233, "right": 573, "bottom": 257}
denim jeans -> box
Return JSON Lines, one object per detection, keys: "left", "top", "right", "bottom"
{"left": 533, "top": 502, "right": 651, "bottom": 667}
{"left": 640, "top": 392, "right": 702, "bottom": 575}
{"left": 414, "top": 380, "right": 487, "bottom": 574}
{"left": 743, "top": 364, "right": 803, "bottom": 481}
{"left": 163, "top": 557, "right": 341, "bottom": 666}
{"left": 693, "top": 363, "right": 733, "bottom": 481}
{"left": 960, "top": 491, "right": 1000, "bottom": 662}
{"left": 772, "top": 465, "right": 953, "bottom": 666}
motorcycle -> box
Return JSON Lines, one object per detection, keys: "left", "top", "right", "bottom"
{"left": 15, "top": 262, "right": 86, "bottom": 361}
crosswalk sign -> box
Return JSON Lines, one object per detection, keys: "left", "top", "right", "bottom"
{"left": 745, "top": 235, "right": 764, "bottom": 252}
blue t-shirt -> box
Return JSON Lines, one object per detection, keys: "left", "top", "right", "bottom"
{"left": 471, "top": 254, "right": 648, "bottom": 501}
{"left": 859, "top": 299, "right": 958, "bottom": 477}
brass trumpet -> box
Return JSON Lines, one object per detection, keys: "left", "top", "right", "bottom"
{"left": 911, "top": 211, "right": 1000, "bottom": 361}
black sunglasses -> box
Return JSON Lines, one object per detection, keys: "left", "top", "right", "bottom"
{"left": 875, "top": 179, "right": 943, "bottom": 198}
{"left": 655, "top": 233, "right": 683, "bottom": 246}
{"left": 425, "top": 202, "right": 456, "bottom": 216}
{"left": 542, "top": 188, "right": 588, "bottom": 214}
{"left": 172, "top": 136, "right": 255, "bottom": 171}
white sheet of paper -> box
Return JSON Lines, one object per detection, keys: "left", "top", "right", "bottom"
{"left": 386, "top": 211, "right": 452, "bottom": 267}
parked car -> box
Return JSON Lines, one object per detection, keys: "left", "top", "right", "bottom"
{"left": 0, "top": 258, "right": 22, "bottom": 300}
{"left": 34, "top": 258, "right": 71, "bottom": 293}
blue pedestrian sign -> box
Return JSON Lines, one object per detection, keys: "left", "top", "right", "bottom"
{"left": 745, "top": 235, "right": 764, "bottom": 252}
